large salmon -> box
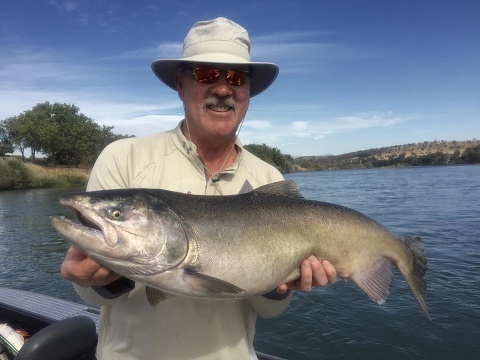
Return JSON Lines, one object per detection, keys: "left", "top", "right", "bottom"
{"left": 51, "top": 180, "right": 429, "bottom": 317}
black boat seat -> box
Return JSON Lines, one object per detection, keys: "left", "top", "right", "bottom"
{"left": 16, "top": 316, "right": 96, "bottom": 360}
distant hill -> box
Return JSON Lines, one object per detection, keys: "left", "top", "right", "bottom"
{"left": 294, "top": 139, "right": 480, "bottom": 171}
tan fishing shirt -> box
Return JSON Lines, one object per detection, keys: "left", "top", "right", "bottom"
{"left": 74, "top": 121, "right": 293, "bottom": 360}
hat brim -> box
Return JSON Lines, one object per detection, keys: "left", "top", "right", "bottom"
{"left": 151, "top": 59, "right": 279, "bottom": 97}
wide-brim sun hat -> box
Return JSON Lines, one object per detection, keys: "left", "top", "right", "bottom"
{"left": 151, "top": 17, "right": 279, "bottom": 97}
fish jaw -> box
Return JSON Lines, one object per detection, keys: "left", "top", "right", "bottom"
{"left": 59, "top": 194, "right": 120, "bottom": 247}
{"left": 51, "top": 191, "right": 190, "bottom": 276}
{"left": 51, "top": 214, "right": 159, "bottom": 276}
{"left": 50, "top": 215, "right": 116, "bottom": 261}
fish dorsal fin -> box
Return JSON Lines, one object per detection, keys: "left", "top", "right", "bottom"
{"left": 254, "top": 180, "right": 303, "bottom": 198}
{"left": 238, "top": 180, "right": 254, "bottom": 194}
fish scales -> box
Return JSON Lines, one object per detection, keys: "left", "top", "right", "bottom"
{"left": 172, "top": 192, "right": 402, "bottom": 280}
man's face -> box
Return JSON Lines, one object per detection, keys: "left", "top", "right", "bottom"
{"left": 175, "top": 65, "right": 250, "bottom": 143}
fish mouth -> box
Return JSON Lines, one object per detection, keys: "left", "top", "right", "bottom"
{"left": 75, "top": 210, "right": 101, "bottom": 231}
{"left": 51, "top": 213, "right": 137, "bottom": 276}
{"left": 56, "top": 197, "right": 119, "bottom": 248}
{"left": 50, "top": 215, "right": 104, "bottom": 244}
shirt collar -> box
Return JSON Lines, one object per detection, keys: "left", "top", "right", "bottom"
{"left": 173, "top": 119, "right": 244, "bottom": 175}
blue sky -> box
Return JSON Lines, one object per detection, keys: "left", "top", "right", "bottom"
{"left": 1, "top": 0, "right": 479, "bottom": 156}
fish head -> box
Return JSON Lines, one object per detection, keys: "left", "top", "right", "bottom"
{"left": 51, "top": 189, "right": 188, "bottom": 276}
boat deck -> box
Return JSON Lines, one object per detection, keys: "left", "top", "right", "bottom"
{"left": 0, "top": 287, "right": 284, "bottom": 360}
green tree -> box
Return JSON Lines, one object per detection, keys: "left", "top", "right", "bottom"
{"left": 2, "top": 102, "right": 59, "bottom": 161}
{"left": 2, "top": 102, "right": 132, "bottom": 167}
{"left": 0, "top": 124, "right": 14, "bottom": 156}
{"left": 244, "top": 143, "right": 294, "bottom": 173}
{"left": 461, "top": 145, "right": 480, "bottom": 164}
{"left": 2, "top": 115, "right": 30, "bottom": 160}
{"left": 25, "top": 102, "right": 58, "bottom": 160}
{"left": 39, "top": 103, "right": 104, "bottom": 167}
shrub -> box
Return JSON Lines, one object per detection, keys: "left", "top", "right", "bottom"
{"left": 0, "top": 158, "right": 33, "bottom": 189}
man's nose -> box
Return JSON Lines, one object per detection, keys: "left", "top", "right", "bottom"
{"left": 211, "top": 76, "right": 233, "bottom": 97}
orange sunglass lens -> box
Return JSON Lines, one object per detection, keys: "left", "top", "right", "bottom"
{"left": 191, "top": 68, "right": 249, "bottom": 86}
{"left": 192, "top": 68, "right": 220, "bottom": 83}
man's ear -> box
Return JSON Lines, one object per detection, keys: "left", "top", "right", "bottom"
{"left": 174, "top": 72, "right": 184, "bottom": 101}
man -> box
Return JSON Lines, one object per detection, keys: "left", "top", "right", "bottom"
{"left": 61, "top": 17, "right": 337, "bottom": 359}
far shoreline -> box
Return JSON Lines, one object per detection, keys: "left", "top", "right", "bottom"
{"left": 2, "top": 157, "right": 478, "bottom": 192}
{"left": 0, "top": 158, "right": 89, "bottom": 191}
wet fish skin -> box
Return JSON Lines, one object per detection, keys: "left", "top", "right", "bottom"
{"left": 50, "top": 181, "right": 429, "bottom": 318}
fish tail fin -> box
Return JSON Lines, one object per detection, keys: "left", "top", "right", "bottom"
{"left": 403, "top": 236, "right": 430, "bottom": 319}
{"left": 351, "top": 258, "right": 394, "bottom": 305}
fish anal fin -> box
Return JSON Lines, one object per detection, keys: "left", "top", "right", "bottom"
{"left": 351, "top": 259, "right": 393, "bottom": 305}
{"left": 183, "top": 268, "right": 245, "bottom": 295}
{"left": 145, "top": 286, "right": 173, "bottom": 306}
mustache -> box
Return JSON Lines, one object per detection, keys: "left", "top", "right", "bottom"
{"left": 203, "top": 96, "right": 237, "bottom": 110}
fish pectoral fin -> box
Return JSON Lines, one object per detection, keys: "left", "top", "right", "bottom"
{"left": 183, "top": 268, "right": 245, "bottom": 295}
{"left": 350, "top": 259, "right": 393, "bottom": 305}
{"left": 145, "top": 286, "right": 174, "bottom": 306}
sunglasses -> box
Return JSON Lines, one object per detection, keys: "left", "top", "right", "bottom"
{"left": 184, "top": 67, "right": 251, "bottom": 86}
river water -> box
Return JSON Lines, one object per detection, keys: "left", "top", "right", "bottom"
{"left": 1, "top": 165, "right": 479, "bottom": 359}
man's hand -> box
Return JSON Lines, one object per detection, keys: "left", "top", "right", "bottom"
{"left": 277, "top": 256, "right": 337, "bottom": 294}
{"left": 61, "top": 246, "right": 121, "bottom": 288}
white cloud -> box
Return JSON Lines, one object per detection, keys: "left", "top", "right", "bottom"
{"left": 252, "top": 31, "right": 331, "bottom": 44}
{"left": 240, "top": 110, "right": 414, "bottom": 150}
{"left": 243, "top": 120, "right": 272, "bottom": 130}
{"left": 250, "top": 31, "right": 385, "bottom": 72}
{"left": 335, "top": 111, "right": 411, "bottom": 129}
{"left": 48, "top": 0, "right": 84, "bottom": 13}
{"left": 291, "top": 121, "right": 309, "bottom": 131}
{"left": 108, "top": 114, "right": 183, "bottom": 136}
{"left": 100, "top": 41, "right": 182, "bottom": 61}
{"left": 0, "top": 44, "right": 182, "bottom": 134}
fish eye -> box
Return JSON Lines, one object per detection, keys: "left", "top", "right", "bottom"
{"left": 108, "top": 207, "right": 124, "bottom": 221}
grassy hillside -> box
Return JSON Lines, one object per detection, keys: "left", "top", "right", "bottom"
{"left": 0, "top": 158, "right": 89, "bottom": 190}
{"left": 295, "top": 139, "right": 480, "bottom": 171}
{"left": 367, "top": 139, "right": 480, "bottom": 159}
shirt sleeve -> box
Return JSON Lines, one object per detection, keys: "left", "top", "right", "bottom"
{"left": 86, "top": 140, "right": 131, "bottom": 191}
{"left": 247, "top": 291, "right": 294, "bottom": 319}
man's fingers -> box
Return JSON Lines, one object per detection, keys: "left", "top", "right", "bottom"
{"left": 61, "top": 245, "right": 120, "bottom": 287}
{"left": 276, "top": 283, "right": 289, "bottom": 294}
{"left": 309, "top": 256, "right": 328, "bottom": 287}
{"left": 299, "top": 258, "right": 313, "bottom": 291}
{"left": 321, "top": 260, "right": 337, "bottom": 284}
{"left": 277, "top": 257, "right": 337, "bottom": 294}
